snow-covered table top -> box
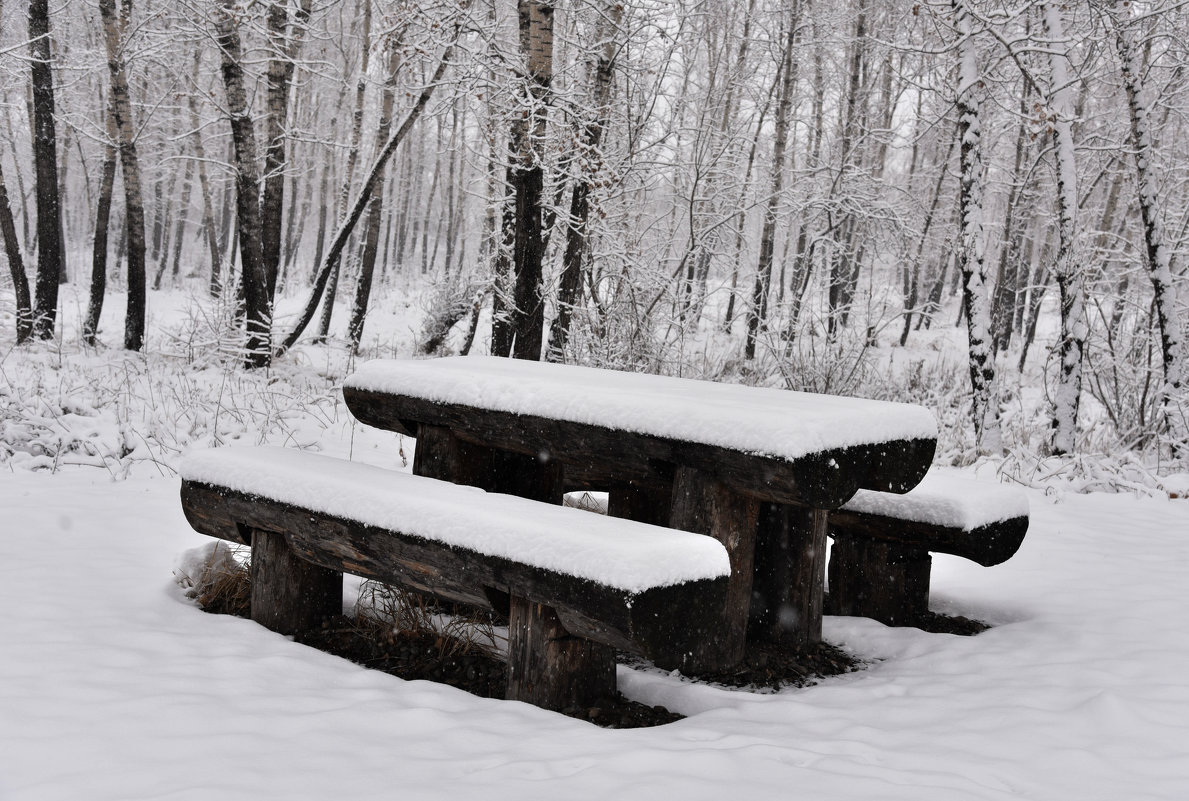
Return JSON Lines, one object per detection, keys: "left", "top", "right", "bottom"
{"left": 342, "top": 357, "right": 939, "bottom": 507}
{"left": 345, "top": 356, "right": 938, "bottom": 461}
{"left": 181, "top": 446, "right": 730, "bottom": 594}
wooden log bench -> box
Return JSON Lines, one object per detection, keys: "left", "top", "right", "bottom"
{"left": 179, "top": 446, "right": 730, "bottom": 712}
{"left": 825, "top": 472, "right": 1029, "bottom": 626}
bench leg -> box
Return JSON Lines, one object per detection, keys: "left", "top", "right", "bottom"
{"left": 506, "top": 595, "right": 616, "bottom": 712}
{"left": 668, "top": 466, "right": 759, "bottom": 672}
{"left": 826, "top": 533, "right": 931, "bottom": 626}
{"left": 250, "top": 528, "right": 343, "bottom": 635}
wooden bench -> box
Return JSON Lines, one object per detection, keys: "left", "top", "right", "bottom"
{"left": 825, "top": 472, "right": 1029, "bottom": 626}
{"left": 179, "top": 446, "right": 730, "bottom": 712}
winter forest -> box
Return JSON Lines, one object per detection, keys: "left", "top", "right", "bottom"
{"left": 1, "top": 0, "right": 1188, "bottom": 478}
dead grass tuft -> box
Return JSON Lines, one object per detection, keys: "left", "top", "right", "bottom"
{"left": 176, "top": 542, "right": 251, "bottom": 617}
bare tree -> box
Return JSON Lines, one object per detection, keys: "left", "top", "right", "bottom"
{"left": 214, "top": 0, "right": 273, "bottom": 367}
{"left": 28, "top": 0, "right": 62, "bottom": 340}
{"left": 1110, "top": 0, "right": 1186, "bottom": 433}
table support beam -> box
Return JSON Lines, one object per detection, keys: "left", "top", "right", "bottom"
{"left": 669, "top": 466, "right": 758, "bottom": 672}
{"left": 751, "top": 504, "right": 828, "bottom": 651}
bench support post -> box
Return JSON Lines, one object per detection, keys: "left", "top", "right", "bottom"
{"left": 250, "top": 528, "right": 342, "bottom": 635}
{"left": 826, "top": 533, "right": 931, "bottom": 626}
{"left": 506, "top": 595, "right": 616, "bottom": 711}
{"left": 669, "top": 466, "right": 758, "bottom": 672}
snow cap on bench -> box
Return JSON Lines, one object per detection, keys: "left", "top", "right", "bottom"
{"left": 180, "top": 446, "right": 730, "bottom": 594}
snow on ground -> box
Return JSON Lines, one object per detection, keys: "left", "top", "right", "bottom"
{"left": 3, "top": 284, "right": 1189, "bottom": 799}
{"left": 3, "top": 469, "right": 1188, "bottom": 800}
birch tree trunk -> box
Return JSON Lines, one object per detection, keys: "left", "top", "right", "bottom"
{"left": 953, "top": 0, "right": 1002, "bottom": 455}
{"left": 215, "top": 0, "right": 272, "bottom": 367}
{"left": 499, "top": 0, "right": 554, "bottom": 361}
{"left": 28, "top": 0, "right": 62, "bottom": 340}
{"left": 1112, "top": 0, "right": 1186, "bottom": 434}
{"left": 100, "top": 0, "right": 147, "bottom": 352}
{"left": 1042, "top": 3, "right": 1087, "bottom": 455}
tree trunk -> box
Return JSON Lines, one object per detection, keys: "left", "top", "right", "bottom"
{"left": 1043, "top": 3, "right": 1087, "bottom": 456}
{"left": 28, "top": 0, "right": 62, "bottom": 340}
{"left": 502, "top": 0, "right": 554, "bottom": 361}
{"left": 1112, "top": 1, "right": 1185, "bottom": 430}
{"left": 0, "top": 159, "right": 32, "bottom": 343}
{"left": 100, "top": 0, "right": 147, "bottom": 352}
{"left": 261, "top": 0, "right": 314, "bottom": 301}
{"left": 347, "top": 45, "right": 402, "bottom": 353}
{"left": 188, "top": 54, "right": 223, "bottom": 298}
{"left": 84, "top": 98, "right": 119, "bottom": 347}
{"left": 953, "top": 0, "right": 1002, "bottom": 455}
{"left": 215, "top": 0, "right": 273, "bottom": 367}
{"left": 744, "top": 5, "right": 800, "bottom": 360}
{"left": 275, "top": 38, "right": 458, "bottom": 357}
{"left": 546, "top": 1, "right": 621, "bottom": 361}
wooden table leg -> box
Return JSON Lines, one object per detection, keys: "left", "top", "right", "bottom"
{"left": 668, "top": 466, "right": 759, "bottom": 672}
{"left": 751, "top": 504, "right": 828, "bottom": 651}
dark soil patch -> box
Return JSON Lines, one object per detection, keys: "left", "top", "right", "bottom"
{"left": 195, "top": 586, "right": 985, "bottom": 728}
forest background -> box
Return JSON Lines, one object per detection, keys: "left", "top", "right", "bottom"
{"left": 1, "top": 0, "right": 1187, "bottom": 484}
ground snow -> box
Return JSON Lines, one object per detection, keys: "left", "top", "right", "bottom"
{"left": 3, "top": 469, "right": 1188, "bottom": 800}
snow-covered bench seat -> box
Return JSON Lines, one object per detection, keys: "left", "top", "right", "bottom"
{"left": 825, "top": 472, "right": 1029, "bottom": 626}
{"left": 179, "top": 446, "right": 731, "bottom": 711}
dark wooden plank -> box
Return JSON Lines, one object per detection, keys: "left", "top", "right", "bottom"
{"left": 344, "top": 387, "right": 936, "bottom": 509}
{"left": 606, "top": 481, "right": 672, "bottom": 527}
{"left": 827, "top": 509, "right": 1029, "bottom": 567}
{"left": 180, "top": 480, "right": 728, "bottom": 669}
{"left": 826, "top": 534, "right": 931, "bottom": 626}
{"left": 413, "top": 423, "right": 565, "bottom": 503}
{"left": 249, "top": 527, "right": 343, "bottom": 635}
{"left": 668, "top": 466, "right": 759, "bottom": 671}
{"left": 506, "top": 595, "right": 616, "bottom": 711}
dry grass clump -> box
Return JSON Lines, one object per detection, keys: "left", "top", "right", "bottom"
{"left": 352, "top": 580, "right": 503, "bottom": 660}
{"left": 175, "top": 542, "right": 251, "bottom": 617}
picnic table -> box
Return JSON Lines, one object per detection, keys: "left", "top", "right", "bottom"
{"left": 343, "top": 356, "right": 938, "bottom": 670}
